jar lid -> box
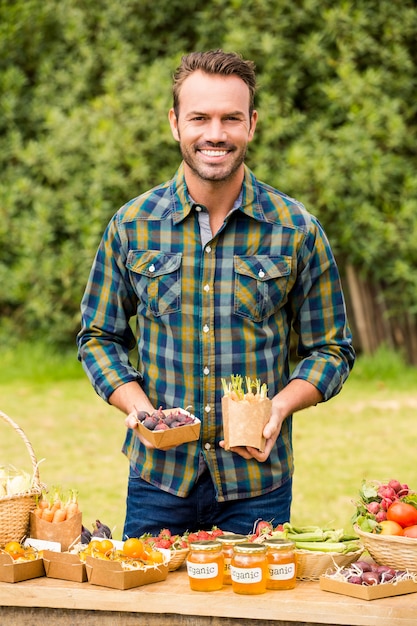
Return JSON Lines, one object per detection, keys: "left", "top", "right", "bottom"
{"left": 216, "top": 533, "right": 247, "bottom": 545}
{"left": 233, "top": 542, "right": 267, "bottom": 554}
{"left": 189, "top": 540, "right": 222, "bottom": 551}
{"left": 264, "top": 538, "right": 295, "bottom": 550}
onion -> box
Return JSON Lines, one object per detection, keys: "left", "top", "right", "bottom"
{"left": 362, "top": 571, "right": 380, "bottom": 585}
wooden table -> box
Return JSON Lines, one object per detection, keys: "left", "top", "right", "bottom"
{"left": 1, "top": 568, "right": 416, "bottom": 626}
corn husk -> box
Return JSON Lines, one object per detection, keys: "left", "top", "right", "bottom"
{"left": 0, "top": 464, "right": 33, "bottom": 496}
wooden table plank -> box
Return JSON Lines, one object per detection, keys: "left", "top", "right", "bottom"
{"left": 0, "top": 569, "right": 417, "bottom": 626}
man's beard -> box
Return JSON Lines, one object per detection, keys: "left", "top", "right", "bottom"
{"left": 179, "top": 141, "right": 247, "bottom": 183}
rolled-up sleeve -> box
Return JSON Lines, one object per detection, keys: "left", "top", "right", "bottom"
{"left": 77, "top": 215, "right": 142, "bottom": 401}
{"left": 289, "top": 217, "right": 355, "bottom": 401}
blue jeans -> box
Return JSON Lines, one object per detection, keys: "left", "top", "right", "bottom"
{"left": 123, "top": 468, "right": 292, "bottom": 539}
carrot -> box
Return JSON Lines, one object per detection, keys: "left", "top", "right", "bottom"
{"left": 66, "top": 490, "right": 80, "bottom": 519}
{"left": 53, "top": 507, "right": 67, "bottom": 523}
{"left": 49, "top": 487, "right": 64, "bottom": 514}
{"left": 51, "top": 500, "right": 62, "bottom": 514}
{"left": 42, "top": 508, "right": 54, "bottom": 522}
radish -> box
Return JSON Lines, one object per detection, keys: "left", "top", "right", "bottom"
{"left": 367, "top": 501, "right": 380, "bottom": 515}
{"left": 388, "top": 479, "right": 402, "bottom": 493}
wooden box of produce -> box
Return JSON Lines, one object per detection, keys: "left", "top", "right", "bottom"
{"left": 0, "top": 551, "right": 45, "bottom": 583}
{"left": 85, "top": 554, "right": 169, "bottom": 590}
{"left": 319, "top": 558, "right": 417, "bottom": 600}
{"left": 136, "top": 408, "right": 200, "bottom": 450}
{"left": 320, "top": 575, "right": 417, "bottom": 600}
{"left": 30, "top": 511, "right": 82, "bottom": 551}
{"left": 42, "top": 549, "right": 87, "bottom": 583}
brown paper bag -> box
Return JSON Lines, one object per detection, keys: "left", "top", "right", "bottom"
{"left": 222, "top": 396, "right": 272, "bottom": 452}
{"left": 30, "top": 512, "right": 82, "bottom": 551}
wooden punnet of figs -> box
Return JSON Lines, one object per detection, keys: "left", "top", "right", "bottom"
{"left": 136, "top": 407, "right": 197, "bottom": 431}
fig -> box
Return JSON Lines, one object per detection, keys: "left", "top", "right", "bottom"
{"left": 81, "top": 525, "right": 92, "bottom": 544}
{"left": 92, "top": 519, "right": 112, "bottom": 539}
{"left": 136, "top": 410, "right": 150, "bottom": 422}
{"left": 142, "top": 415, "right": 159, "bottom": 430}
{"left": 163, "top": 412, "right": 179, "bottom": 427}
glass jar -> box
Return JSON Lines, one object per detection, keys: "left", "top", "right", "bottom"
{"left": 264, "top": 538, "right": 297, "bottom": 590}
{"left": 230, "top": 542, "right": 268, "bottom": 595}
{"left": 216, "top": 534, "right": 247, "bottom": 584}
{"left": 186, "top": 540, "right": 224, "bottom": 591}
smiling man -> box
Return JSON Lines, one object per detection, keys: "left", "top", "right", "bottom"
{"left": 77, "top": 50, "right": 355, "bottom": 539}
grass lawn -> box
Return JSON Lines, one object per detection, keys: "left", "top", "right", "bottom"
{"left": 1, "top": 344, "right": 417, "bottom": 539}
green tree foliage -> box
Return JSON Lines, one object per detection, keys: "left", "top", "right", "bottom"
{"left": 0, "top": 0, "right": 416, "bottom": 346}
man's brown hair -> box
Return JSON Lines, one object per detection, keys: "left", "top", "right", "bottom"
{"left": 172, "top": 50, "right": 257, "bottom": 117}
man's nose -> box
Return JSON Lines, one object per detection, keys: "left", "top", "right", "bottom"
{"left": 203, "top": 119, "right": 227, "bottom": 143}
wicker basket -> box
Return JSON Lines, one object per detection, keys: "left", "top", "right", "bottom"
{"left": 0, "top": 410, "right": 42, "bottom": 547}
{"left": 168, "top": 547, "right": 189, "bottom": 571}
{"left": 295, "top": 548, "right": 364, "bottom": 581}
{"left": 355, "top": 525, "right": 417, "bottom": 573}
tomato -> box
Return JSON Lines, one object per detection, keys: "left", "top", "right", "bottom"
{"left": 4, "top": 541, "right": 24, "bottom": 559}
{"left": 378, "top": 520, "right": 404, "bottom": 536}
{"left": 88, "top": 540, "right": 103, "bottom": 553}
{"left": 148, "top": 548, "right": 164, "bottom": 563}
{"left": 96, "top": 539, "right": 114, "bottom": 555}
{"left": 387, "top": 501, "right": 417, "bottom": 528}
{"left": 403, "top": 525, "right": 417, "bottom": 538}
{"left": 123, "top": 537, "right": 145, "bottom": 559}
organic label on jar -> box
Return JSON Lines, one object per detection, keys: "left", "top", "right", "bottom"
{"left": 268, "top": 562, "right": 295, "bottom": 580}
{"left": 231, "top": 566, "right": 263, "bottom": 583}
{"left": 187, "top": 562, "right": 219, "bottom": 579}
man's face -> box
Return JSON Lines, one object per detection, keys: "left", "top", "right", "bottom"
{"left": 169, "top": 70, "right": 257, "bottom": 184}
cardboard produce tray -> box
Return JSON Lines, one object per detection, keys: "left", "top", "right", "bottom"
{"left": 85, "top": 554, "right": 169, "bottom": 590}
{"left": 320, "top": 575, "right": 417, "bottom": 600}
{"left": 0, "top": 552, "right": 45, "bottom": 583}
{"left": 42, "top": 549, "right": 87, "bottom": 583}
{"left": 137, "top": 408, "right": 200, "bottom": 449}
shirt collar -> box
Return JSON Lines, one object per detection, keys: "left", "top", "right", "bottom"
{"left": 169, "top": 162, "right": 267, "bottom": 225}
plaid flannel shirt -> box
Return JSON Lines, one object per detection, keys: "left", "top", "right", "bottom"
{"left": 77, "top": 163, "right": 355, "bottom": 502}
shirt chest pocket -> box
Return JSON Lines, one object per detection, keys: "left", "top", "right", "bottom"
{"left": 234, "top": 255, "right": 292, "bottom": 322}
{"left": 126, "top": 250, "right": 182, "bottom": 316}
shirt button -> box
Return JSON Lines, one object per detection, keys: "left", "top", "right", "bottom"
{"left": 203, "top": 284, "right": 210, "bottom": 292}
{"left": 258, "top": 269, "right": 265, "bottom": 278}
{"left": 205, "top": 246, "right": 212, "bottom": 253}
{"left": 195, "top": 205, "right": 202, "bottom": 212}
{"left": 203, "top": 367, "right": 210, "bottom": 376}
{"left": 149, "top": 264, "right": 156, "bottom": 273}
{"left": 204, "top": 405, "right": 211, "bottom": 413}
{"left": 203, "top": 324, "right": 209, "bottom": 333}
{"left": 204, "top": 442, "right": 211, "bottom": 451}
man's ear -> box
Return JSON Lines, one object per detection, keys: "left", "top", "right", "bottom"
{"left": 248, "top": 110, "right": 258, "bottom": 142}
{"left": 168, "top": 108, "right": 180, "bottom": 142}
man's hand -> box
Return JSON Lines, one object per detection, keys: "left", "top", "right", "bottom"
{"left": 218, "top": 408, "right": 284, "bottom": 461}
{"left": 124, "top": 411, "right": 156, "bottom": 448}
